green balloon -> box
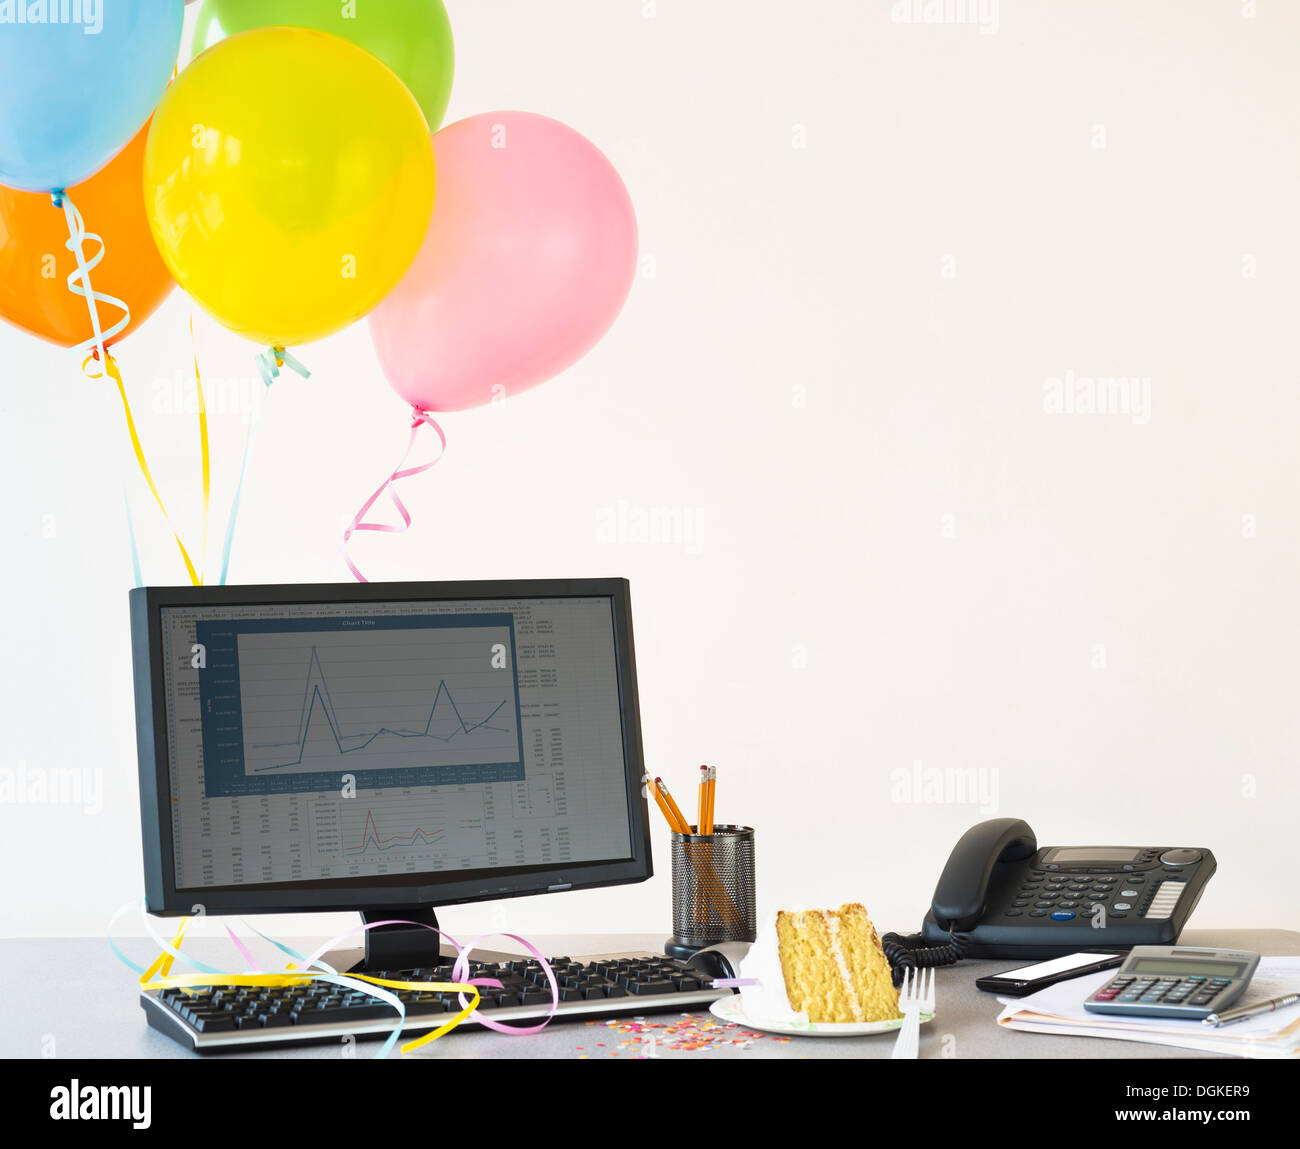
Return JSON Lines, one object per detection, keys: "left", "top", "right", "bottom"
{"left": 190, "top": 0, "right": 455, "bottom": 130}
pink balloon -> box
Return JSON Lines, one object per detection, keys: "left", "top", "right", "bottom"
{"left": 369, "top": 111, "right": 638, "bottom": 412}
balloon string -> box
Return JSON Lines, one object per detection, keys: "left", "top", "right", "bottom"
{"left": 53, "top": 190, "right": 129, "bottom": 376}
{"left": 192, "top": 315, "right": 210, "bottom": 582}
{"left": 216, "top": 347, "right": 311, "bottom": 585}
{"left": 97, "top": 352, "right": 206, "bottom": 588}
{"left": 122, "top": 488, "right": 143, "bottom": 588}
{"left": 342, "top": 408, "right": 447, "bottom": 583}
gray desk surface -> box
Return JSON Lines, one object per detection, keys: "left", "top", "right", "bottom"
{"left": 4, "top": 929, "right": 1296, "bottom": 1060}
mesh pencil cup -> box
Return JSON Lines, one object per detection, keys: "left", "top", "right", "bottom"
{"left": 664, "top": 824, "right": 757, "bottom": 959}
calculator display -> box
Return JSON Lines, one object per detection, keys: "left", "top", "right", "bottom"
{"left": 1129, "top": 958, "right": 1243, "bottom": 977}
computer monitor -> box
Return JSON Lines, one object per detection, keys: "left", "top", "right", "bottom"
{"left": 129, "top": 579, "right": 652, "bottom": 969}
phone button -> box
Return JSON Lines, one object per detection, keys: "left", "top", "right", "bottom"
{"left": 1049, "top": 911, "right": 1076, "bottom": 920}
{"left": 1159, "top": 849, "right": 1202, "bottom": 867}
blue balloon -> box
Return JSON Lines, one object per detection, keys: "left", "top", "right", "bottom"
{"left": 0, "top": 0, "right": 184, "bottom": 193}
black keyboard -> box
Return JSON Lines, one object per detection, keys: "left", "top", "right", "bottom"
{"left": 141, "top": 951, "right": 730, "bottom": 1053}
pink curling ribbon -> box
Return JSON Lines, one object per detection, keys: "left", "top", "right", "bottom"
{"left": 342, "top": 408, "right": 447, "bottom": 583}
{"left": 452, "top": 932, "right": 560, "bottom": 1035}
{"left": 224, "top": 924, "right": 261, "bottom": 973}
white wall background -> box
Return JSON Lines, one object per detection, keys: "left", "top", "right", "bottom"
{"left": 2, "top": 0, "right": 1297, "bottom": 943}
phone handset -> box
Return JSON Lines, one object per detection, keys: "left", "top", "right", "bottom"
{"left": 882, "top": 818, "right": 1038, "bottom": 979}
{"left": 931, "top": 818, "right": 1037, "bottom": 929}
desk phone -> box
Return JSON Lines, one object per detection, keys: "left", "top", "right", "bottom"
{"left": 1083, "top": 946, "right": 1260, "bottom": 1021}
{"left": 883, "top": 819, "right": 1218, "bottom": 966}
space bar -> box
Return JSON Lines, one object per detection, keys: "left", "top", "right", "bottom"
{"left": 297, "top": 1006, "right": 398, "bottom": 1025}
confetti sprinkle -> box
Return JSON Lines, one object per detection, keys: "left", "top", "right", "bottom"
{"left": 578, "top": 1012, "right": 792, "bottom": 1057}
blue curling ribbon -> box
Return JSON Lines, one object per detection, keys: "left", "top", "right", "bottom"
{"left": 255, "top": 345, "right": 311, "bottom": 389}
{"left": 217, "top": 415, "right": 258, "bottom": 587}
{"left": 122, "top": 488, "right": 143, "bottom": 589}
{"left": 218, "top": 348, "right": 311, "bottom": 585}
{"left": 53, "top": 190, "right": 130, "bottom": 374}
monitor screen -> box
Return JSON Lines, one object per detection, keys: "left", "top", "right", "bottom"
{"left": 152, "top": 592, "right": 635, "bottom": 893}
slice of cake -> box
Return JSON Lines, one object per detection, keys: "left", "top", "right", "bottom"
{"left": 774, "top": 903, "right": 901, "bottom": 1023}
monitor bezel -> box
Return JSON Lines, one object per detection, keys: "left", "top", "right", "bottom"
{"left": 129, "top": 579, "right": 653, "bottom": 917}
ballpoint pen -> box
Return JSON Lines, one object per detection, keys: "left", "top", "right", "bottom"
{"left": 1202, "top": 990, "right": 1300, "bottom": 1027}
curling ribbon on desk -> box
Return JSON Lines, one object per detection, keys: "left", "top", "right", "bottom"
{"left": 342, "top": 408, "right": 447, "bottom": 583}
{"left": 108, "top": 900, "right": 558, "bottom": 1056}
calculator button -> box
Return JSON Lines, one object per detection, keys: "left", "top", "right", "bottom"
{"left": 1049, "top": 911, "right": 1076, "bottom": 921}
{"left": 1004, "top": 910, "right": 1023, "bottom": 916}
{"left": 1120, "top": 890, "right": 1139, "bottom": 898}
{"left": 1029, "top": 910, "right": 1047, "bottom": 917}
{"left": 1034, "top": 901, "right": 1055, "bottom": 908}
{"left": 1112, "top": 903, "right": 1132, "bottom": 911}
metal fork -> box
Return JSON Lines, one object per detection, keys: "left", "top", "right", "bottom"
{"left": 890, "top": 966, "right": 934, "bottom": 1059}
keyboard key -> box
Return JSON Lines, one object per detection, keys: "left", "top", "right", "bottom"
{"left": 192, "top": 1015, "right": 236, "bottom": 1033}
{"left": 630, "top": 980, "right": 675, "bottom": 995}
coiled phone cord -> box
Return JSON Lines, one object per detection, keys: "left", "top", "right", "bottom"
{"left": 881, "top": 929, "right": 970, "bottom": 986}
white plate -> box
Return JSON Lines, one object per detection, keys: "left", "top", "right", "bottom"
{"left": 709, "top": 993, "right": 935, "bottom": 1037}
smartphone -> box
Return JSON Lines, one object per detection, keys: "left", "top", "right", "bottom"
{"left": 975, "top": 951, "right": 1124, "bottom": 996}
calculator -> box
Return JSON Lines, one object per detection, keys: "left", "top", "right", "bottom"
{"left": 1083, "top": 946, "right": 1260, "bottom": 1020}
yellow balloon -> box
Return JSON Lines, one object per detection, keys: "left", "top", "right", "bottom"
{"left": 145, "top": 27, "right": 434, "bottom": 348}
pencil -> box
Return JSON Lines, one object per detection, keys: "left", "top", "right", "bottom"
{"left": 655, "top": 778, "right": 691, "bottom": 834}
{"left": 643, "top": 773, "right": 679, "bottom": 832}
{"left": 697, "top": 765, "right": 708, "bottom": 834}
{"left": 701, "top": 765, "right": 716, "bottom": 835}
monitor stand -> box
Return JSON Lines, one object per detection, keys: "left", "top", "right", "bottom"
{"left": 328, "top": 907, "right": 519, "bottom": 974}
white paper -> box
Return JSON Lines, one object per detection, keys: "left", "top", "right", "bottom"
{"left": 996, "top": 956, "right": 1300, "bottom": 1053}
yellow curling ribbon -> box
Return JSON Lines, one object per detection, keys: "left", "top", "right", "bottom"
{"left": 128, "top": 913, "right": 481, "bottom": 1055}
{"left": 96, "top": 349, "right": 211, "bottom": 587}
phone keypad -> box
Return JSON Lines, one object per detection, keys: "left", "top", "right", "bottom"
{"left": 1005, "top": 871, "right": 1122, "bottom": 919}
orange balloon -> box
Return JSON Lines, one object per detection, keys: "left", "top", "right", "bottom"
{"left": 0, "top": 120, "right": 174, "bottom": 349}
